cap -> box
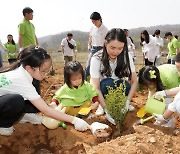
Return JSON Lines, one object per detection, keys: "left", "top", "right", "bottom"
{"left": 90, "top": 12, "right": 101, "bottom": 20}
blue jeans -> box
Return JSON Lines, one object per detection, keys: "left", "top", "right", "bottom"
{"left": 100, "top": 78, "right": 131, "bottom": 98}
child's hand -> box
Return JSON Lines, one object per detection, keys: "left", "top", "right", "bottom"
{"left": 91, "top": 101, "right": 99, "bottom": 110}
{"left": 49, "top": 102, "right": 58, "bottom": 108}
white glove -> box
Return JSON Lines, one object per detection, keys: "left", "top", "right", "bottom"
{"left": 105, "top": 111, "right": 116, "bottom": 125}
{"left": 72, "top": 117, "right": 90, "bottom": 131}
{"left": 153, "top": 113, "right": 167, "bottom": 125}
{"left": 154, "top": 90, "right": 166, "bottom": 97}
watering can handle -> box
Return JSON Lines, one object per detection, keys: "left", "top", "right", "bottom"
{"left": 153, "top": 94, "right": 165, "bottom": 104}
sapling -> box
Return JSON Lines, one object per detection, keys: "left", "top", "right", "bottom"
{"left": 105, "top": 81, "right": 127, "bottom": 134}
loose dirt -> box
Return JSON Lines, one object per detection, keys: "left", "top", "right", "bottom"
{"left": 1, "top": 67, "right": 180, "bottom": 154}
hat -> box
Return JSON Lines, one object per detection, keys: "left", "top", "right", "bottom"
{"left": 90, "top": 12, "right": 101, "bottom": 20}
{"left": 164, "top": 32, "right": 172, "bottom": 38}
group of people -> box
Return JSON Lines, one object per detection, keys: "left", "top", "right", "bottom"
{"left": 140, "top": 29, "right": 180, "bottom": 66}
{"left": 0, "top": 7, "right": 180, "bottom": 137}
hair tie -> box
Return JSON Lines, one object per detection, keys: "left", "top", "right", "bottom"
{"left": 149, "top": 70, "right": 156, "bottom": 79}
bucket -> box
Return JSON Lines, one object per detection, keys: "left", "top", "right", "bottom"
{"left": 144, "top": 95, "right": 166, "bottom": 114}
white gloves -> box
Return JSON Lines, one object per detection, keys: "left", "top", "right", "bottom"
{"left": 125, "top": 99, "right": 135, "bottom": 112}
{"left": 72, "top": 117, "right": 90, "bottom": 131}
{"left": 95, "top": 105, "right": 104, "bottom": 116}
{"left": 105, "top": 111, "right": 116, "bottom": 125}
{"left": 153, "top": 113, "right": 167, "bottom": 125}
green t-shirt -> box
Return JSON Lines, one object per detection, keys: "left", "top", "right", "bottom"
{"left": 4, "top": 42, "right": 18, "bottom": 59}
{"left": 168, "top": 37, "right": 179, "bottom": 58}
{"left": 18, "top": 19, "right": 37, "bottom": 48}
{"left": 158, "top": 64, "right": 180, "bottom": 89}
{"left": 53, "top": 81, "right": 98, "bottom": 106}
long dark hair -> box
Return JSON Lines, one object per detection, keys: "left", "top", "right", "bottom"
{"left": 141, "top": 30, "right": 150, "bottom": 44}
{"left": 138, "top": 65, "right": 164, "bottom": 91}
{"left": 64, "top": 61, "right": 85, "bottom": 88}
{"left": 0, "top": 46, "right": 51, "bottom": 73}
{"left": 101, "top": 28, "right": 132, "bottom": 79}
{"left": 7, "top": 34, "right": 15, "bottom": 45}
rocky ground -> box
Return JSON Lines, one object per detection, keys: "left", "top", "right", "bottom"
{"left": 1, "top": 67, "right": 180, "bottom": 154}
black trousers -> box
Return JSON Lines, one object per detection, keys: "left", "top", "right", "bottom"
{"left": 0, "top": 94, "right": 39, "bottom": 128}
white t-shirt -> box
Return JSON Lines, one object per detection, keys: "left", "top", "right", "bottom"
{"left": 142, "top": 35, "right": 157, "bottom": 62}
{"left": 61, "top": 38, "right": 76, "bottom": 56}
{"left": 127, "top": 37, "right": 135, "bottom": 57}
{"left": 90, "top": 50, "right": 135, "bottom": 81}
{"left": 90, "top": 23, "right": 108, "bottom": 46}
{"left": 0, "top": 66, "right": 40, "bottom": 100}
{"left": 154, "top": 37, "right": 163, "bottom": 57}
{"left": 168, "top": 89, "right": 180, "bottom": 112}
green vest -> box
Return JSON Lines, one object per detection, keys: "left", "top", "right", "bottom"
{"left": 158, "top": 64, "right": 180, "bottom": 89}
{"left": 53, "top": 81, "right": 98, "bottom": 106}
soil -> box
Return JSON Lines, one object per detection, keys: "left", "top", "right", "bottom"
{"left": 1, "top": 67, "right": 180, "bottom": 154}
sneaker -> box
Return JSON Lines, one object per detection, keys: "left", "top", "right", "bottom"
{"left": 19, "top": 113, "right": 42, "bottom": 124}
{"left": 0, "top": 126, "right": 14, "bottom": 136}
{"left": 95, "top": 105, "right": 104, "bottom": 116}
{"left": 128, "top": 105, "right": 135, "bottom": 112}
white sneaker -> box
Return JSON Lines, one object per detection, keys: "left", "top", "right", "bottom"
{"left": 0, "top": 126, "right": 14, "bottom": 136}
{"left": 19, "top": 113, "right": 42, "bottom": 124}
{"left": 128, "top": 105, "right": 135, "bottom": 112}
{"left": 95, "top": 105, "right": 104, "bottom": 116}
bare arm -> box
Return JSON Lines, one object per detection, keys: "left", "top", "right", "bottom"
{"left": 61, "top": 45, "right": 64, "bottom": 54}
{"left": 30, "top": 98, "right": 74, "bottom": 123}
{"left": 163, "top": 109, "right": 174, "bottom": 119}
{"left": 35, "top": 35, "right": 39, "bottom": 45}
{"left": 18, "top": 34, "right": 23, "bottom": 49}
{"left": 165, "top": 87, "right": 180, "bottom": 97}
{"left": 88, "top": 36, "right": 92, "bottom": 51}
{"left": 128, "top": 72, "right": 138, "bottom": 101}
{"left": 90, "top": 77, "right": 106, "bottom": 108}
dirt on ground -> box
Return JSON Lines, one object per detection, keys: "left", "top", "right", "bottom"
{"left": 1, "top": 67, "right": 180, "bottom": 154}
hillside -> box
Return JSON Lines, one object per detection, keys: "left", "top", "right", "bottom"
{"left": 39, "top": 24, "right": 180, "bottom": 52}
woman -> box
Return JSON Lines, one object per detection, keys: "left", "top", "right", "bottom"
{"left": 85, "top": 12, "right": 108, "bottom": 79}
{"left": 90, "top": 28, "right": 137, "bottom": 123}
{"left": 140, "top": 30, "right": 157, "bottom": 65}
{"left": 4, "top": 34, "right": 18, "bottom": 64}
{"left": 0, "top": 46, "right": 90, "bottom": 136}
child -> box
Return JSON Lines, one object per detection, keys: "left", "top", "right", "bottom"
{"left": 50, "top": 61, "right": 99, "bottom": 116}
{"left": 4, "top": 34, "right": 18, "bottom": 64}
{"left": 138, "top": 64, "right": 180, "bottom": 105}
{"left": 0, "top": 46, "right": 90, "bottom": 136}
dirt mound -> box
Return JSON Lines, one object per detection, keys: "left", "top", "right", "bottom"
{"left": 1, "top": 68, "right": 180, "bottom": 153}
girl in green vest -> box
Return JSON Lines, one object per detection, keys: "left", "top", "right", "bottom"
{"left": 51, "top": 61, "right": 99, "bottom": 116}
{"left": 4, "top": 34, "right": 18, "bottom": 64}
{"left": 138, "top": 64, "right": 180, "bottom": 99}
